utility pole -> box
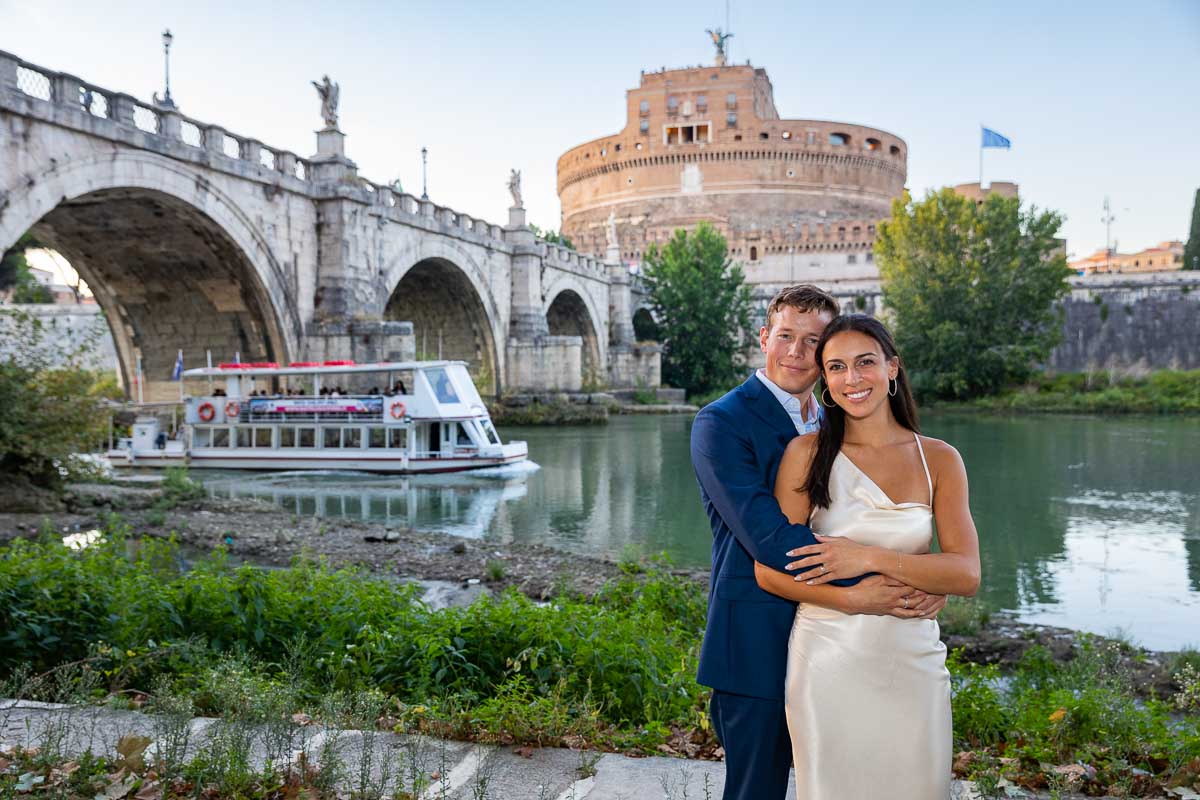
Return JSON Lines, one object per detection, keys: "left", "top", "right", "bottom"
{"left": 420, "top": 146, "right": 429, "bottom": 200}
{"left": 159, "top": 29, "right": 176, "bottom": 108}
{"left": 1101, "top": 196, "right": 1115, "bottom": 273}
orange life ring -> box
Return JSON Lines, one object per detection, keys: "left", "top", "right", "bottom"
{"left": 389, "top": 402, "right": 406, "bottom": 420}
{"left": 197, "top": 402, "right": 216, "bottom": 422}
{"left": 224, "top": 401, "right": 241, "bottom": 418}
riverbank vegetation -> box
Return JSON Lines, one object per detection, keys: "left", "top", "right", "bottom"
{"left": 2, "top": 525, "right": 1199, "bottom": 797}
{"left": 942, "top": 369, "right": 1200, "bottom": 414}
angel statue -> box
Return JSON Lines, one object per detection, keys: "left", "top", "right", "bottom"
{"left": 507, "top": 169, "right": 523, "bottom": 209}
{"left": 706, "top": 28, "right": 734, "bottom": 65}
{"left": 606, "top": 210, "right": 618, "bottom": 250}
{"left": 311, "top": 75, "right": 339, "bottom": 129}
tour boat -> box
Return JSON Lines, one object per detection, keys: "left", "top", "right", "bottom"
{"left": 106, "top": 360, "right": 527, "bottom": 473}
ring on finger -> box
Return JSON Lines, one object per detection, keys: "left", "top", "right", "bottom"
{"left": 902, "top": 597, "right": 909, "bottom": 609}
{"left": 819, "top": 566, "right": 826, "bottom": 574}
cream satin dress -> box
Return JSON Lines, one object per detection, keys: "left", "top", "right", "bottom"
{"left": 784, "top": 433, "right": 952, "bottom": 799}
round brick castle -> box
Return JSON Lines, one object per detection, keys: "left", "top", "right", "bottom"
{"left": 557, "top": 61, "right": 907, "bottom": 285}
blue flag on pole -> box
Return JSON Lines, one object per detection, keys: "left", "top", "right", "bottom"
{"left": 982, "top": 127, "right": 1011, "bottom": 149}
{"left": 172, "top": 350, "right": 184, "bottom": 381}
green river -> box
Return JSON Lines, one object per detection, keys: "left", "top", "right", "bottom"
{"left": 202, "top": 413, "right": 1200, "bottom": 651}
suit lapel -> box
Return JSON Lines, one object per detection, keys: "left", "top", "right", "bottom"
{"left": 737, "top": 373, "right": 796, "bottom": 436}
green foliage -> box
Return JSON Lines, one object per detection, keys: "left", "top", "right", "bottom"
{"left": 1185, "top": 188, "right": 1200, "bottom": 270}
{"left": 641, "top": 223, "right": 753, "bottom": 398}
{"left": 0, "top": 233, "right": 54, "bottom": 303}
{"left": 876, "top": 189, "right": 1072, "bottom": 399}
{"left": 938, "top": 596, "right": 991, "bottom": 637}
{"left": 0, "top": 309, "right": 112, "bottom": 488}
{"left": 528, "top": 223, "right": 576, "bottom": 250}
{"left": 957, "top": 369, "right": 1200, "bottom": 414}
{"left": 155, "top": 466, "right": 206, "bottom": 510}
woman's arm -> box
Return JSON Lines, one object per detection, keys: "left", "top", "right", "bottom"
{"left": 754, "top": 436, "right": 938, "bottom": 616}
{"left": 786, "top": 439, "right": 981, "bottom": 597}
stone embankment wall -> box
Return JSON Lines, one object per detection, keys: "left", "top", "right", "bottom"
{"left": 747, "top": 272, "right": 1200, "bottom": 373}
{"left": 0, "top": 302, "right": 119, "bottom": 374}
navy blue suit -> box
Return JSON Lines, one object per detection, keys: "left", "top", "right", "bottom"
{"left": 690, "top": 374, "right": 860, "bottom": 799}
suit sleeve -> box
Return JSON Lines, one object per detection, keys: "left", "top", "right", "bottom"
{"left": 691, "top": 404, "right": 862, "bottom": 586}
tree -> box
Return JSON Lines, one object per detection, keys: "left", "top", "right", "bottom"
{"left": 0, "top": 233, "right": 54, "bottom": 304}
{"left": 1185, "top": 188, "right": 1200, "bottom": 271}
{"left": 641, "top": 222, "right": 753, "bottom": 398}
{"left": 528, "top": 223, "right": 575, "bottom": 250}
{"left": 875, "top": 188, "right": 1072, "bottom": 399}
{"left": 0, "top": 309, "right": 111, "bottom": 488}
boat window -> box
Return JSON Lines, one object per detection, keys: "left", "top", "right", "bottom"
{"left": 323, "top": 428, "right": 341, "bottom": 448}
{"left": 193, "top": 427, "right": 212, "bottom": 447}
{"left": 456, "top": 423, "right": 475, "bottom": 446}
{"left": 368, "top": 427, "right": 386, "bottom": 448}
{"left": 280, "top": 427, "right": 296, "bottom": 447}
{"left": 425, "top": 368, "right": 460, "bottom": 404}
{"left": 297, "top": 428, "right": 315, "bottom": 448}
{"left": 212, "top": 428, "right": 230, "bottom": 448}
{"left": 480, "top": 420, "right": 500, "bottom": 445}
{"left": 237, "top": 428, "right": 252, "bottom": 448}
{"left": 343, "top": 428, "right": 362, "bottom": 448}
{"left": 254, "top": 428, "right": 273, "bottom": 448}
{"left": 388, "top": 428, "right": 407, "bottom": 450}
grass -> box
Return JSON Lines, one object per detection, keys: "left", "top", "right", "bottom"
{"left": 2, "top": 524, "right": 1199, "bottom": 796}
{"left": 944, "top": 369, "right": 1200, "bottom": 414}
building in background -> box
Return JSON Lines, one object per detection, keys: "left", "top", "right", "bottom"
{"left": 556, "top": 51, "right": 907, "bottom": 287}
{"left": 952, "top": 181, "right": 1019, "bottom": 203}
{"left": 1071, "top": 241, "right": 1185, "bottom": 275}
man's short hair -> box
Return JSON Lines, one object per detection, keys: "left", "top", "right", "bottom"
{"left": 764, "top": 284, "right": 840, "bottom": 331}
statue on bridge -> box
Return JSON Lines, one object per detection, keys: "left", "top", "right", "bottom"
{"left": 606, "top": 210, "right": 618, "bottom": 251}
{"left": 706, "top": 28, "right": 733, "bottom": 66}
{"left": 507, "top": 169, "right": 523, "bottom": 209}
{"left": 311, "top": 75, "right": 340, "bottom": 130}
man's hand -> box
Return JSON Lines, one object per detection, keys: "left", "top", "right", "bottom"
{"left": 842, "top": 575, "right": 946, "bottom": 619}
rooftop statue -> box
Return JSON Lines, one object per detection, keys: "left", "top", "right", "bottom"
{"left": 508, "top": 169, "right": 523, "bottom": 209}
{"left": 311, "top": 75, "right": 339, "bottom": 130}
{"left": 706, "top": 28, "right": 733, "bottom": 66}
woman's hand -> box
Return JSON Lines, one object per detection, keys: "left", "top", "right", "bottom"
{"left": 786, "top": 534, "right": 880, "bottom": 585}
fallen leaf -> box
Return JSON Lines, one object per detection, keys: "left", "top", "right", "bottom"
{"left": 133, "top": 779, "right": 162, "bottom": 800}
{"left": 116, "top": 734, "right": 152, "bottom": 772}
{"left": 1048, "top": 707, "right": 1067, "bottom": 723}
{"left": 290, "top": 712, "right": 313, "bottom": 726}
{"left": 513, "top": 746, "right": 534, "bottom": 759}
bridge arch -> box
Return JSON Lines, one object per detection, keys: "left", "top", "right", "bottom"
{"left": 543, "top": 278, "right": 605, "bottom": 386}
{"left": 382, "top": 241, "right": 503, "bottom": 396}
{"left": 0, "top": 151, "right": 298, "bottom": 400}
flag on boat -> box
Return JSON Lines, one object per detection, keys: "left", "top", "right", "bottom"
{"left": 981, "top": 127, "right": 1011, "bottom": 149}
{"left": 172, "top": 349, "right": 184, "bottom": 381}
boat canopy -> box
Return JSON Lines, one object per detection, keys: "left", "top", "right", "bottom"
{"left": 181, "top": 360, "right": 467, "bottom": 378}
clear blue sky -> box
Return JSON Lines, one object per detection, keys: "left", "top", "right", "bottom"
{"left": 3, "top": 0, "right": 1198, "bottom": 259}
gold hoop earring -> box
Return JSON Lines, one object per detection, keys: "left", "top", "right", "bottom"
{"left": 821, "top": 387, "right": 836, "bottom": 407}
{"left": 888, "top": 378, "right": 898, "bottom": 397}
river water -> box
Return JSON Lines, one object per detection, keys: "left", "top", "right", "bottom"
{"left": 201, "top": 413, "right": 1200, "bottom": 651}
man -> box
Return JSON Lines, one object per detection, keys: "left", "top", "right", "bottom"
{"left": 690, "top": 285, "right": 946, "bottom": 800}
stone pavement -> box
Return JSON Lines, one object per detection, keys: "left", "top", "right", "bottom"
{"left": 0, "top": 699, "right": 1065, "bottom": 799}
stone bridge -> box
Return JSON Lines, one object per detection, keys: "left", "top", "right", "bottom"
{"left": 0, "top": 49, "right": 659, "bottom": 400}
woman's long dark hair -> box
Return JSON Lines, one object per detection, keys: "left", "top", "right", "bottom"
{"left": 801, "top": 314, "right": 920, "bottom": 509}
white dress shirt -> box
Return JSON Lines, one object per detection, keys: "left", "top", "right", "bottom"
{"left": 756, "top": 369, "right": 823, "bottom": 435}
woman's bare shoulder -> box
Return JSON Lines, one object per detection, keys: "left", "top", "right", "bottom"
{"left": 782, "top": 432, "right": 819, "bottom": 463}
{"left": 917, "top": 435, "right": 966, "bottom": 476}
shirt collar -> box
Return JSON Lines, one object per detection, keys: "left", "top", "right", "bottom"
{"left": 755, "top": 369, "right": 820, "bottom": 425}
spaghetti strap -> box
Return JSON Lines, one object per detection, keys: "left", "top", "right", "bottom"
{"left": 914, "top": 432, "right": 933, "bottom": 506}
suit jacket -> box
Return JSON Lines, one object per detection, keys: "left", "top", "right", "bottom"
{"left": 690, "top": 374, "right": 861, "bottom": 700}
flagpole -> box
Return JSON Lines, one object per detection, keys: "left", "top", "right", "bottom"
{"left": 178, "top": 349, "right": 184, "bottom": 403}
{"left": 978, "top": 125, "right": 984, "bottom": 188}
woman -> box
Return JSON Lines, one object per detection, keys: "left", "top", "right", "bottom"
{"left": 754, "top": 314, "right": 980, "bottom": 799}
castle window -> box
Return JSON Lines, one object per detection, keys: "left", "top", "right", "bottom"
{"left": 807, "top": 131, "right": 816, "bottom": 145}
{"left": 838, "top": 226, "right": 846, "bottom": 240}
{"left": 600, "top": 148, "right": 607, "bottom": 156}
{"left": 615, "top": 143, "right": 622, "bottom": 152}
{"left": 640, "top": 119, "right": 649, "bottom": 134}
{"left": 734, "top": 134, "right": 742, "bottom": 141}
{"left": 865, "top": 138, "right": 881, "bottom": 151}
{"left": 866, "top": 252, "right": 874, "bottom": 263}
{"left": 639, "top": 99, "right": 650, "bottom": 115}
{"left": 697, "top": 94, "right": 707, "bottom": 109}
{"left": 848, "top": 254, "right": 857, "bottom": 264}
{"left": 830, "top": 133, "right": 849, "bottom": 146}
{"left": 890, "top": 145, "right": 901, "bottom": 156}
{"left": 726, "top": 92, "right": 737, "bottom": 108}
{"left": 750, "top": 246, "right": 758, "bottom": 261}
{"left": 853, "top": 226, "right": 861, "bottom": 236}
{"left": 781, "top": 131, "right": 792, "bottom": 140}
{"left": 636, "top": 141, "right": 644, "bottom": 150}
{"left": 759, "top": 132, "right": 769, "bottom": 140}
{"left": 667, "top": 95, "right": 679, "bottom": 113}
{"left": 727, "top": 112, "right": 738, "bottom": 127}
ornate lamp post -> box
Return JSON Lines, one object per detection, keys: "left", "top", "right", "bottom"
{"left": 421, "top": 146, "right": 429, "bottom": 200}
{"left": 159, "top": 29, "right": 176, "bottom": 108}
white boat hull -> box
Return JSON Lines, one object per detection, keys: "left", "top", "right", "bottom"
{"left": 105, "top": 444, "right": 528, "bottom": 474}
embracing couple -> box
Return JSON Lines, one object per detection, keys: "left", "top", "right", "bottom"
{"left": 691, "top": 285, "right": 981, "bottom": 799}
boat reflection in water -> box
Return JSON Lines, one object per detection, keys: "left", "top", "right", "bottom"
{"left": 201, "top": 462, "right": 540, "bottom": 538}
